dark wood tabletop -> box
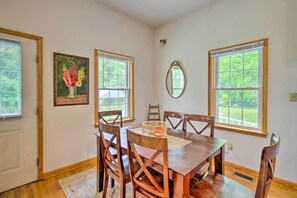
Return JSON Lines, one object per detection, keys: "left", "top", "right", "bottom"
{"left": 96, "top": 126, "right": 227, "bottom": 197}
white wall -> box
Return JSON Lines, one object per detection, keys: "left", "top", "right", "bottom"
{"left": 0, "top": 0, "right": 155, "bottom": 172}
{"left": 154, "top": 0, "right": 297, "bottom": 183}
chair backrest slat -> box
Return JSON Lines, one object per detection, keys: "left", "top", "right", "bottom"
{"left": 163, "top": 111, "right": 184, "bottom": 130}
{"left": 255, "top": 132, "right": 280, "bottom": 198}
{"left": 127, "top": 129, "right": 169, "bottom": 198}
{"left": 98, "top": 110, "right": 123, "bottom": 127}
{"left": 183, "top": 114, "right": 214, "bottom": 137}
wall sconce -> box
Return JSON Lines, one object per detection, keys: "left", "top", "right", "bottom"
{"left": 160, "top": 39, "right": 166, "bottom": 47}
{"left": 160, "top": 27, "right": 167, "bottom": 47}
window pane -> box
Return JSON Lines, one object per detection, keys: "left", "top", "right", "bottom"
{"left": 215, "top": 90, "right": 229, "bottom": 124}
{"left": 120, "top": 90, "right": 128, "bottom": 117}
{"left": 0, "top": 70, "right": 20, "bottom": 91}
{"left": 215, "top": 89, "right": 259, "bottom": 128}
{"left": 244, "top": 50, "right": 258, "bottom": 70}
{"left": 109, "top": 59, "right": 117, "bottom": 71}
{"left": 98, "top": 73, "right": 103, "bottom": 88}
{"left": 117, "top": 74, "right": 126, "bottom": 88}
{"left": 0, "top": 44, "right": 20, "bottom": 70}
{"left": 103, "top": 73, "right": 109, "bottom": 88}
{"left": 98, "top": 58, "right": 103, "bottom": 73}
{"left": 118, "top": 62, "right": 127, "bottom": 75}
{"left": 230, "top": 71, "right": 243, "bottom": 88}
{"left": 99, "top": 58, "right": 128, "bottom": 89}
{"left": 1, "top": 93, "right": 20, "bottom": 115}
{"left": 244, "top": 70, "right": 258, "bottom": 87}
{"left": 217, "top": 72, "right": 229, "bottom": 88}
{"left": 229, "top": 107, "right": 243, "bottom": 126}
{"left": 218, "top": 55, "right": 229, "bottom": 73}
{"left": 229, "top": 90, "right": 243, "bottom": 126}
{"left": 243, "top": 90, "right": 258, "bottom": 128}
{"left": 98, "top": 89, "right": 128, "bottom": 117}
{"left": 230, "top": 53, "right": 243, "bottom": 71}
{"left": 0, "top": 40, "right": 21, "bottom": 118}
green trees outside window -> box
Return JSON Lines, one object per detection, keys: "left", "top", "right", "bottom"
{"left": 0, "top": 40, "right": 21, "bottom": 118}
{"left": 215, "top": 50, "right": 260, "bottom": 128}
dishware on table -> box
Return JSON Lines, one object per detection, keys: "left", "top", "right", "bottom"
{"left": 142, "top": 121, "right": 167, "bottom": 137}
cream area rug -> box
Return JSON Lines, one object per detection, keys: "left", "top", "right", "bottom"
{"left": 59, "top": 168, "right": 133, "bottom": 198}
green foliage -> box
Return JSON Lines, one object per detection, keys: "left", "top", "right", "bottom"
{"left": 216, "top": 50, "right": 260, "bottom": 125}
{"left": 98, "top": 57, "right": 127, "bottom": 89}
{"left": 217, "top": 107, "right": 258, "bottom": 124}
{"left": 0, "top": 42, "right": 21, "bottom": 114}
{"left": 216, "top": 50, "right": 259, "bottom": 107}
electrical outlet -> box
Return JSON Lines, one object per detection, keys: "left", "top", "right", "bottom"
{"left": 289, "top": 93, "right": 297, "bottom": 101}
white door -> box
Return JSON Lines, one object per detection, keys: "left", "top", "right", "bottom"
{"left": 0, "top": 33, "right": 38, "bottom": 192}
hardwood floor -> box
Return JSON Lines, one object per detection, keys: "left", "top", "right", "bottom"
{"left": 0, "top": 163, "right": 96, "bottom": 198}
{"left": 1, "top": 161, "right": 296, "bottom": 198}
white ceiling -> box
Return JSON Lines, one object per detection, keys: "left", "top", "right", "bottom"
{"left": 95, "top": 0, "right": 216, "bottom": 28}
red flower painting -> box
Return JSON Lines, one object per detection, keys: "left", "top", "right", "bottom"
{"left": 62, "top": 64, "right": 78, "bottom": 87}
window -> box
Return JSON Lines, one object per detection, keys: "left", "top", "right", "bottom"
{"left": 208, "top": 39, "right": 268, "bottom": 136}
{"left": 94, "top": 50, "right": 134, "bottom": 126}
{"left": 0, "top": 39, "right": 22, "bottom": 119}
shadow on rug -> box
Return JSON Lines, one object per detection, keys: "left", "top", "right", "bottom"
{"left": 59, "top": 168, "right": 133, "bottom": 198}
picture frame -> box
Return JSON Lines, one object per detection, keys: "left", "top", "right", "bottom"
{"left": 54, "top": 52, "right": 89, "bottom": 106}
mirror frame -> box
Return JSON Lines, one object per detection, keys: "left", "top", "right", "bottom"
{"left": 166, "top": 60, "right": 186, "bottom": 98}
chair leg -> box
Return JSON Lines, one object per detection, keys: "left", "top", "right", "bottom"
{"left": 120, "top": 179, "right": 126, "bottom": 198}
{"left": 102, "top": 172, "right": 109, "bottom": 198}
{"left": 111, "top": 178, "right": 115, "bottom": 188}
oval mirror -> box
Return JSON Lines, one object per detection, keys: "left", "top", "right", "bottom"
{"left": 166, "top": 60, "right": 186, "bottom": 98}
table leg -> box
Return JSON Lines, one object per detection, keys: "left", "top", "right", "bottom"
{"left": 214, "top": 145, "right": 225, "bottom": 175}
{"left": 173, "top": 172, "right": 190, "bottom": 198}
{"left": 97, "top": 135, "right": 104, "bottom": 192}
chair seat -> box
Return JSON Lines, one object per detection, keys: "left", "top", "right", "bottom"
{"left": 190, "top": 172, "right": 254, "bottom": 198}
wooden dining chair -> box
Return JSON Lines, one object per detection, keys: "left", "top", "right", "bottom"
{"left": 99, "top": 122, "right": 131, "bottom": 198}
{"left": 147, "top": 104, "right": 161, "bottom": 121}
{"left": 127, "top": 129, "right": 171, "bottom": 198}
{"left": 183, "top": 113, "right": 215, "bottom": 180}
{"left": 98, "top": 110, "right": 123, "bottom": 127}
{"left": 163, "top": 111, "right": 185, "bottom": 130}
{"left": 98, "top": 110, "right": 124, "bottom": 186}
{"left": 190, "top": 132, "right": 281, "bottom": 198}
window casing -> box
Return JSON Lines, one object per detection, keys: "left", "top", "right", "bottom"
{"left": 0, "top": 39, "right": 22, "bottom": 119}
{"left": 94, "top": 50, "right": 134, "bottom": 126}
{"left": 208, "top": 39, "right": 268, "bottom": 137}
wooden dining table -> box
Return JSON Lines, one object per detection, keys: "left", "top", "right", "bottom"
{"left": 95, "top": 126, "right": 227, "bottom": 198}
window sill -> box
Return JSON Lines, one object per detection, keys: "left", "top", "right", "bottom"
{"left": 214, "top": 124, "right": 267, "bottom": 138}
{"left": 94, "top": 117, "right": 136, "bottom": 128}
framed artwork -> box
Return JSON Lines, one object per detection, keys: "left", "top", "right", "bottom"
{"left": 54, "top": 52, "right": 89, "bottom": 106}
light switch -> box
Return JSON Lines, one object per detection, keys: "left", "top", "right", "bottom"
{"left": 289, "top": 93, "right": 297, "bottom": 101}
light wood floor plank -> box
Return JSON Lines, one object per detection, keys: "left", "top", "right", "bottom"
{"left": 0, "top": 161, "right": 296, "bottom": 197}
